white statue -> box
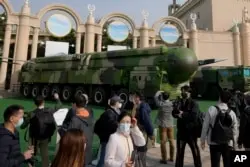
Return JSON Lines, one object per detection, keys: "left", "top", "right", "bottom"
{"left": 190, "top": 13, "right": 197, "bottom": 23}
{"left": 142, "top": 10, "right": 149, "bottom": 21}
{"left": 243, "top": 7, "right": 249, "bottom": 23}
{"left": 25, "top": 0, "right": 29, "bottom": 5}
{"left": 88, "top": 4, "right": 96, "bottom": 16}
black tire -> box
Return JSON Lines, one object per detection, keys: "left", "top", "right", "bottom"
{"left": 61, "top": 86, "right": 72, "bottom": 101}
{"left": 41, "top": 86, "right": 50, "bottom": 99}
{"left": 74, "top": 87, "right": 87, "bottom": 97}
{"left": 117, "top": 88, "right": 129, "bottom": 107}
{"left": 51, "top": 85, "right": 60, "bottom": 97}
{"left": 22, "top": 85, "right": 31, "bottom": 97}
{"left": 31, "top": 85, "right": 40, "bottom": 98}
{"left": 93, "top": 87, "right": 106, "bottom": 105}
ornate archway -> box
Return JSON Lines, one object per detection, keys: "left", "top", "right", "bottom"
{"left": 99, "top": 13, "right": 136, "bottom": 31}
{"left": 36, "top": 4, "right": 83, "bottom": 29}
{"left": 152, "top": 16, "right": 187, "bottom": 33}
{"left": 1, "top": 0, "right": 14, "bottom": 18}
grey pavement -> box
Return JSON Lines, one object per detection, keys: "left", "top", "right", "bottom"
{"left": 146, "top": 139, "right": 223, "bottom": 167}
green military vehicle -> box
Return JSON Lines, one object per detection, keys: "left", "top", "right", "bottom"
{"left": 18, "top": 46, "right": 217, "bottom": 106}
{"left": 190, "top": 66, "right": 250, "bottom": 99}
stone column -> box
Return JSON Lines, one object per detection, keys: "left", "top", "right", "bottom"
{"left": 151, "top": 37, "right": 156, "bottom": 47}
{"left": 0, "top": 24, "right": 12, "bottom": 86}
{"left": 11, "top": 1, "right": 31, "bottom": 88}
{"left": 240, "top": 23, "right": 250, "bottom": 66}
{"left": 233, "top": 26, "right": 241, "bottom": 65}
{"left": 31, "top": 27, "right": 39, "bottom": 59}
{"left": 133, "top": 36, "right": 137, "bottom": 48}
{"left": 75, "top": 32, "right": 81, "bottom": 54}
{"left": 183, "top": 38, "right": 188, "bottom": 48}
{"left": 189, "top": 23, "right": 199, "bottom": 58}
{"left": 140, "top": 21, "right": 149, "bottom": 48}
{"left": 97, "top": 34, "right": 102, "bottom": 52}
{"left": 84, "top": 14, "right": 95, "bottom": 53}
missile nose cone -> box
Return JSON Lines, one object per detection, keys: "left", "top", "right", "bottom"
{"left": 166, "top": 48, "right": 198, "bottom": 84}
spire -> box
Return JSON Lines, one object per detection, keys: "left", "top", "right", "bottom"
{"left": 87, "top": 4, "right": 95, "bottom": 24}
{"left": 141, "top": 10, "right": 149, "bottom": 28}
{"left": 190, "top": 13, "right": 197, "bottom": 30}
{"left": 21, "top": 0, "right": 30, "bottom": 14}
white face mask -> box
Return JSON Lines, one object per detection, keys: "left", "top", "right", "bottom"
{"left": 117, "top": 103, "right": 122, "bottom": 109}
{"left": 119, "top": 123, "right": 131, "bottom": 136}
{"left": 15, "top": 118, "right": 24, "bottom": 128}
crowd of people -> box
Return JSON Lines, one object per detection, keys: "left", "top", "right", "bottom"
{"left": 0, "top": 85, "right": 249, "bottom": 167}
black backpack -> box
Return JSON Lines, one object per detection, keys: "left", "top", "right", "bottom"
{"left": 211, "top": 106, "right": 233, "bottom": 144}
{"left": 29, "top": 108, "right": 56, "bottom": 140}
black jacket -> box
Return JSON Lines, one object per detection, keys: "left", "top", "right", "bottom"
{"left": 0, "top": 124, "right": 26, "bottom": 167}
{"left": 238, "top": 106, "right": 250, "bottom": 148}
{"left": 94, "top": 106, "right": 120, "bottom": 143}
{"left": 172, "top": 98, "right": 199, "bottom": 140}
{"left": 68, "top": 108, "right": 94, "bottom": 166}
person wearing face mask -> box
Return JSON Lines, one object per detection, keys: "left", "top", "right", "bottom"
{"left": 105, "top": 111, "right": 146, "bottom": 167}
{"left": 172, "top": 85, "right": 202, "bottom": 167}
{"left": 0, "top": 105, "right": 34, "bottom": 167}
{"left": 94, "top": 95, "right": 124, "bottom": 167}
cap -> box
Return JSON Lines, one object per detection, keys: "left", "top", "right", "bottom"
{"left": 110, "top": 95, "right": 124, "bottom": 104}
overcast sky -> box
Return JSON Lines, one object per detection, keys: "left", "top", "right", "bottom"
{"left": 5, "top": 0, "right": 187, "bottom": 26}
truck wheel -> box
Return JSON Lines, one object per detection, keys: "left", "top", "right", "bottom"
{"left": 75, "top": 87, "right": 87, "bottom": 97}
{"left": 93, "top": 87, "right": 106, "bottom": 105}
{"left": 22, "top": 85, "right": 31, "bottom": 97}
{"left": 62, "top": 86, "right": 72, "bottom": 101}
{"left": 51, "top": 85, "right": 60, "bottom": 96}
{"left": 117, "top": 89, "right": 129, "bottom": 107}
{"left": 31, "top": 85, "right": 40, "bottom": 98}
{"left": 41, "top": 86, "right": 50, "bottom": 99}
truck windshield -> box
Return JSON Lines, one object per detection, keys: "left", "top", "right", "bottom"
{"left": 244, "top": 69, "right": 250, "bottom": 77}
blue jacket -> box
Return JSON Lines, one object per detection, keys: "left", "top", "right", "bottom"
{"left": 0, "top": 124, "right": 26, "bottom": 167}
{"left": 135, "top": 102, "right": 154, "bottom": 137}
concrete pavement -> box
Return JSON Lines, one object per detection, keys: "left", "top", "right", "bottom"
{"left": 146, "top": 139, "right": 223, "bottom": 167}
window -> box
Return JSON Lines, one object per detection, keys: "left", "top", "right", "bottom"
{"left": 197, "top": 12, "right": 200, "bottom": 19}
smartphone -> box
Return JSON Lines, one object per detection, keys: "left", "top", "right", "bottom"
{"left": 130, "top": 150, "right": 136, "bottom": 162}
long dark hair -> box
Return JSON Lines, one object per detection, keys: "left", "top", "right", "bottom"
{"left": 51, "top": 129, "right": 86, "bottom": 167}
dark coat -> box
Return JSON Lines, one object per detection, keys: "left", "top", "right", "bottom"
{"left": 94, "top": 106, "right": 120, "bottom": 143}
{"left": 68, "top": 108, "right": 94, "bottom": 166}
{"left": 238, "top": 106, "right": 250, "bottom": 148}
{"left": 172, "top": 98, "right": 200, "bottom": 140}
{"left": 135, "top": 102, "right": 154, "bottom": 137}
{"left": 0, "top": 124, "right": 26, "bottom": 167}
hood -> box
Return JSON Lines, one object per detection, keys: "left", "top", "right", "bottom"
{"left": 160, "top": 100, "right": 172, "bottom": 107}
{"left": 216, "top": 103, "right": 230, "bottom": 112}
{"left": 0, "top": 124, "right": 17, "bottom": 137}
{"left": 140, "top": 102, "right": 151, "bottom": 113}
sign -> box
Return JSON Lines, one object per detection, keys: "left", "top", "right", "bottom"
{"left": 107, "top": 45, "right": 130, "bottom": 51}
{"left": 53, "top": 108, "right": 69, "bottom": 126}
{"left": 231, "top": 150, "right": 250, "bottom": 167}
{"left": 45, "top": 41, "right": 69, "bottom": 57}
{"left": 46, "top": 14, "right": 72, "bottom": 37}
{"left": 107, "top": 21, "right": 129, "bottom": 42}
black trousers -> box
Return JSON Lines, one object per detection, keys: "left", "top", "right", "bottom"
{"left": 210, "top": 144, "right": 232, "bottom": 167}
{"left": 175, "top": 138, "right": 202, "bottom": 167}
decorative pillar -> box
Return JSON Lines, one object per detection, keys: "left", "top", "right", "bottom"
{"left": 183, "top": 38, "right": 188, "bottom": 48}
{"left": 97, "top": 34, "right": 102, "bottom": 52}
{"left": 75, "top": 32, "right": 81, "bottom": 54}
{"left": 133, "top": 36, "right": 137, "bottom": 48}
{"left": 233, "top": 22, "right": 241, "bottom": 65}
{"left": 0, "top": 24, "right": 12, "bottom": 86}
{"left": 189, "top": 13, "right": 199, "bottom": 58}
{"left": 151, "top": 37, "right": 156, "bottom": 47}
{"left": 140, "top": 10, "right": 149, "bottom": 48}
{"left": 31, "top": 27, "right": 39, "bottom": 59}
{"left": 11, "top": 0, "right": 31, "bottom": 87}
{"left": 84, "top": 4, "right": 96, "bottom": 53}
{"left": 241, "top": 7, "right": 250, "bottom": 66}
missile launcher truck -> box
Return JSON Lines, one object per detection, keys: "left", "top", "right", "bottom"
{"left": 190, "top": 66, "right": 250, "bottom": 99}
{"left": 18, "top": 46, "right": 218, "bottom": 106}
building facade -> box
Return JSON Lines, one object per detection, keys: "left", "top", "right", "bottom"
{"left": 0, "top": 0, "right": 249, "bottom": 89}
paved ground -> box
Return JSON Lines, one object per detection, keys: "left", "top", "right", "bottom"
{"left": 146, "top": 139, "right": 223, "bottom": 167}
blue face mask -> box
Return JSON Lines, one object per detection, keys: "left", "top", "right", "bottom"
{"left": 15, "top": 118, "right": 24, "bottom": 128}
{"left": 119, "top": 123, "right": 131, "bottom": 135}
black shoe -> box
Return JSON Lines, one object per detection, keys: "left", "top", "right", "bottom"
{"left": 160, "top": 160, "right": 167, "bottom": 164}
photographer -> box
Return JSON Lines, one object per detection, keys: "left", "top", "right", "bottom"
{"left": 172, "top": 85, "right": 202, "bottom": 167}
